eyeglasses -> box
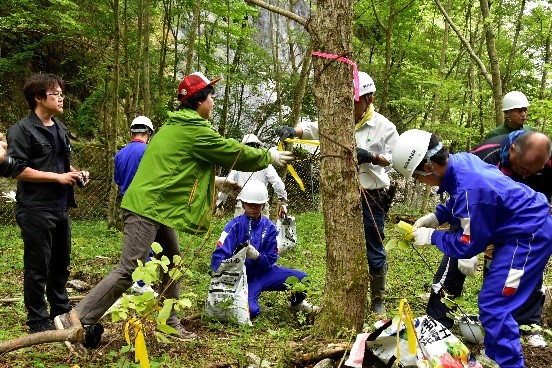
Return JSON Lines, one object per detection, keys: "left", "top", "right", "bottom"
{"left": 47, "top": 92, "right": 65, "bottom": 99}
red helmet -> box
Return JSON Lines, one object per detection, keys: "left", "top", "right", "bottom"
{"left": 177, "top": 72, "right": 221, "bottom": 103}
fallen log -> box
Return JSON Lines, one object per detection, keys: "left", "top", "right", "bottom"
{"left": 293, "top": 342, "right": 349, "bottom": 367}
{"left": 0, "top": 310, "right": 84, "bottom": 354}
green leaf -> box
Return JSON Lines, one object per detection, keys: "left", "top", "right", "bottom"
{"left": 385, "top": 238, "right": 398, "bottom": 251}
{"left": 156, "top": 299, "right": 174, "bottom": 324}
{"left": 152, "top": 242, "right": 163, "bottom": 254}
{"left": 397, "top": 240, "right": 411, "bottom": 250}
{"left": 168, "top": 268, "right": 183, "bottom": 282}
{"left": 157, "top": 323, "right": 177, "bottom": 335}
{"left": 155, "top": 331, "right": 171, "bottom": 343}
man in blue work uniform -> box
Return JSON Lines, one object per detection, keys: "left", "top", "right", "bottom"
{"left": 114, "top": 116, "right": 155, "bottom": 294}
{"left": 211, "top": 180, "right": 318, "bottom": 318}
{"left": 392, "top": 129, "right": 552, "bottom": 368}
{"left": 424, "top": 131, "right": 551, "bottom": 347}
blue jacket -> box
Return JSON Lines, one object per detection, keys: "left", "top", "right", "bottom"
{"left": 114, "top": 140, "right": 147, "bottom": 195}
{"left": 211, "top": 214, "right": 279, "bottom": 279}
{"left": 431, "top": 153, "right": 550, "bottom": 258}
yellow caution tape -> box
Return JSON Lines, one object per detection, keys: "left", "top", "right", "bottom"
{"left": 396, "top": 298, "right": 417, "bottom": 363}
{"left": 278, "top": 139, "right": 319, "bottom": 191}
{"left": 125, "top": 318, "right": 150, "bottom": 368}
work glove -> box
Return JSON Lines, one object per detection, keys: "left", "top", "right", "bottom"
{"left": 413, "top": 227, "right": 434, "bottom": 246}
{"left": 246, "top": 244, "right": 260, "bottom": 260}
{"left": 413, "top": 213, "right": 439, "bottom": 229}
{"left": 356, "top": 148, "right": 375, "bottom": 165}
{"left": 214, "top": 176, "right": 241, "bottom": 199}
{"left": 269, "top": 147, "right": 294, "bottom": 167}
{"left": 457, "top": 256, "right": 479, "bottom": 277}
{"left": 275, "top": 126, "right": 296, "bottom": 141}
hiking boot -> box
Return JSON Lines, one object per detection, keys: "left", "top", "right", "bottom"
{"left": 29, "top": 320, "right": 56, "bottom": 334}
{"left": 525, "top": 334, "right": 547, "bottom": 347}
{"left": 162, "top": 324, "right": 198, "bottom": 340}
{"left": 83, "top": 323, "right": 104, "bottom": 348}
{"left": 54, "top": 312, "right": 87, "bottom": 355}
{"left": 371, "top": 300, "right": 386, "bottom": 315}
{"left": 290, "top": 300, "right": 320, "bottom": 314}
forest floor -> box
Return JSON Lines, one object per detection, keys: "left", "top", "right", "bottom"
{"left": 0, "top": 212, "right": 550, "bottom": 367}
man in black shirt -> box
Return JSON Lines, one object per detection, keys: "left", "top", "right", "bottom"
{"left": 7, "top": 74, "right": 89, "bottom": 334}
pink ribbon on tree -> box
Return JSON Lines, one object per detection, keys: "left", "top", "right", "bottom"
{"left": 311, "top": 52, "right": 360, "bottom": 101}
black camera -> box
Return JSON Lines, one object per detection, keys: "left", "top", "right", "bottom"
{"left": 0, "top": 155, "right": 16, "bottom": 178}
{"left": 76, "top": 174, "right": 86, "bottom": 188}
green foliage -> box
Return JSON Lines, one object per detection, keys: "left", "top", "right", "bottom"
{"left": 75, "top": 90, "right": 106, "bottom": 138}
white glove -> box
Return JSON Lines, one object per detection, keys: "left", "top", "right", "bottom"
{"left": 214, "top": 177, "right": 241, "bottom": 198}
{"left": 458, "top": 256, "right": 479, "bottom": 277}
{"left": 413, "top": 227, "right": 434, "bottom": 246}
{"left": 269, "top": 147, "right": 294, "bottom": 167}
{"left": 246, "top": 244, "right": 260, "bottom": 260}
{"left": 413, "top": 213, "right": 439, "bottom": 229}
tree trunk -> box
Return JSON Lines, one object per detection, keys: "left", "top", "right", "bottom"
{"left": 185, "top": 0, "right": 203, "bottom": 75}
{"left": 309, "top": 2, "right": 368, "bottom": 336}
{"left": 142, "top": 0, "right": 151, "bottom": 116}
{"left": 479, "top": 0, "right": 502, "bottom": 127}
{"left": 288, "top": 44, "right": 312, "bottom": 126}
{"left": 245, "top": 0, "right": 367, "bottom": 336}
{"left": 502, "top": 0, "right": 526, "bottom": 90}
{"left": 107, "top": 0, "right": 121, "bottom": 230}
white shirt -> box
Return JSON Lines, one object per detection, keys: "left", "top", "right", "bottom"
{"left": 298, "top": 112, "right": 398, "bottom": 189}
{"left": 228, "top": 165, "right": 287, "bottom": 200}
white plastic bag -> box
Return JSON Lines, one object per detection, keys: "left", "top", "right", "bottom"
{"left": 205, "top": 246, "right": 252, "bottom": 325}
{"left": 276, "top": 215, "right": 297, "bottom": 254}
{"left": 359, "top": 316, "right": 483, "bottom": 368}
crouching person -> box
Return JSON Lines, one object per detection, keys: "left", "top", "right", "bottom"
{"left": 211, "top": 180, "right": 319, "bottom": 318}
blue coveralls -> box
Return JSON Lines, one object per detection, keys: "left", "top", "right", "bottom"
{"left": 427, "top": 133, "right": 552, "bottom": 329}
{"left": 211, "top": 214, "right": 307, "bottom": 318}
{"left": 429, "top": 153, "right": 552, "bottom": 368}
{"left": 114, "top": 140, "right": 148, "bottom": 195}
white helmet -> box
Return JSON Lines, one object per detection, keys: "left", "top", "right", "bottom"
{"left": 241, "top": 134, "right": 262, "bottom": 145}
{"left": 502, "top": 91, "right": 530, "bottom": 111}
{"left": 130, "top": 116, "right": 154, "bottom": 133}
{"left": 358, "top": 71, "right": 376, "bottom": 96}
{"left": 237, "top": 180, "right": 269, "bottom": 204}
{"left": 392, "top": 129, "right": 432, "bottom": 179}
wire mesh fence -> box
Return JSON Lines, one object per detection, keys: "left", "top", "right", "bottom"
{"left": 0, "top": 143, "right": 437, "bottom": 226}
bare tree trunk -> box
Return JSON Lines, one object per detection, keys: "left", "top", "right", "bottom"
{"left": 269, "top": 6, "right": 283, "bottom": 125}
{"left": 479, "top": 0, "right": 502, "bottom": 127}
{"left": 107, "top": 0, "right": 121, "bottom": 230}
{"left": 246, "top": 0, "right": 367, "bottom": 336}
{"left": 142, "top": 0, "right": 151, "bottom": 116}
{"left": 502, "top": 0, "right": 526, "bottom": 90}
{"left": 429, "top": 0, "right": 451, "bottom": 125}
{"left": 288, "top": 44, "right": 312, "bottom": 126}
{"left": 185, "top": 0, "right": 202, "bottom": 75}
{"left": 537, "top": 20, "right": 551, "bottom": 131}
{"left": 157, "top": 0, "right": 173, "bottom": 100}
{"left": 133, "top": 0, "right": 143, "bottom": 114}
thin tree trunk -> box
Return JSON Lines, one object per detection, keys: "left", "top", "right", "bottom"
{"left": 185, "top": 0, "right": 202, "bottom": 75}
{"left": 479, "top": 0, "right": 502, "bottom": 127}
{"left": 142, "top": 0, "right": 151, "bottom": 116}
{"left": 288, "top": 44, "right": 312, "bottom": 126}
{"left": 502, "top": 0, "right": 526, "bottom": 90}
{"left": 107, "top": 0, "right": 121, "bottom": 229}
{"left": 133, "top": 0, "right": 143, "bottom": 114}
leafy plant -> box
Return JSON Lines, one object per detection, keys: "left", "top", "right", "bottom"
{"left": 108, "top": 242, "right": 194, "bottom": 367}
{"left": 385, "top": 220, "right": 414, "bottom": 251}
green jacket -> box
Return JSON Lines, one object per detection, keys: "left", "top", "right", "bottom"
{"left": 484, "top": 123, "right": 534, "bottom": 140}
{"left": 121, "top": 108, "right": 272, "bottom": 234}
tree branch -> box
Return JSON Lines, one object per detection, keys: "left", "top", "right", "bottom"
{"left": 0, "top": 310, "right": 84, "bottom": 354}
{"left": 245, "top": 0, "right": 308, "bottom": 28}
{"left": 431, "top": 0, "right": 493, "bottom": 87}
